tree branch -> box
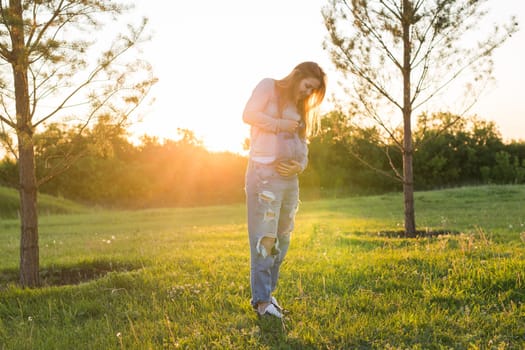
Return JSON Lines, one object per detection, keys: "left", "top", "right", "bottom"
{"left": 32, "top": 21, "right": 146, "bottom": 128}
{"left": 346, "top": 141, "right": 403, "bottom": 182}
{"left": 0, "top": 113, "right": 15, "bottom": 128}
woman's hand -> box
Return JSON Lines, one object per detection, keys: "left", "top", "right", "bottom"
{"left": 278, "top": 119, "right": 298, "bottom": 133}
{"left": 276, "top": 160, "right": 302, "bottom": 177}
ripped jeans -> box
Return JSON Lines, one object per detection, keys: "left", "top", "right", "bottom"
{"left": 245, "top": 160, "right": 299, "bottom": 308}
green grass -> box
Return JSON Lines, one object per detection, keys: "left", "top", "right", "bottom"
{"left": 0, "top": 185, "right": 524, "bottom": 349}
{"left": 0, "top": 185, "right": 88, "bottom": 219}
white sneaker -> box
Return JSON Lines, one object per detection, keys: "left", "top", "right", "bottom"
{"left": 271, "top": 296, "right": 283, "bottom": 311}
{"left": 258, "top": 303, "right": 283, "bottom": 318}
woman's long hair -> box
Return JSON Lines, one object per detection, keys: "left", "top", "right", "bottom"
{"left": 274, "top": 61, "right": 327, "bottom": 138}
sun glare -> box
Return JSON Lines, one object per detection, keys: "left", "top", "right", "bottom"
{"left": 126, "top": 0, "right": 525, "bottom": 155}
{"left": 200, "top": 129, "right": 248, "bottom": 154}
{"left": 129, "top": 107, "right": 250, "bottom": 155}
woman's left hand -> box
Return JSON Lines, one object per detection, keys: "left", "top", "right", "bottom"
{"left": 276, "top": 160, "right": 302, "bottom": 177}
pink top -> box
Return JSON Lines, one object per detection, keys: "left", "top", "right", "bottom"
{"left": 243, "top": 78, "right": 308, "bottom": 171}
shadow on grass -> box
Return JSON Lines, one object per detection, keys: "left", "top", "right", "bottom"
{"left": 0, "top": 259, "right": 143, "bottom": 288}
{"left": 256, "top": 314, "right": 318, "bottom": 350}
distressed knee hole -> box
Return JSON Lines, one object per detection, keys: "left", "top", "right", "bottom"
{"left": 256, "top": 235, "right": 279, "bottom": 258}
{"left": 259, "top": 190, "right": 277, "bottom": 222}
{"left": 258, "top": 190, "right": 276, "bottom": 203}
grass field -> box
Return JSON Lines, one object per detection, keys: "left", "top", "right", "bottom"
{"left": 0, "top": 185, "right": 524, "bottom": 349}
{"left": 0, "top": 185, "right": 88, "bottom": 219}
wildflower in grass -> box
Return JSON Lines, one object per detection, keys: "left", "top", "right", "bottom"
{"left": 116, "top": 332, "right": 123, "bottom": 348}
{"left": 28, "top": 316, "right": 33, "bottom": 322}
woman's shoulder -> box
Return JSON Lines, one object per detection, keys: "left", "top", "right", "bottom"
{"left": 248, "top": 78, "right": 277, "bottom": 102}
{"left": 254, "top": 78, "right": 276, "bottom": 92}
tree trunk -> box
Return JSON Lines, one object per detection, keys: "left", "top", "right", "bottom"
{"left": 10, "top": 0, "right": 40, "bottom": 287}
{"left": 18, "top": 132, "right": 39, "bottom": 287}
{"left": 402, "top": 0, "right": 416, "bottom": 237}
{"left": 402, "top": 135, "right": 416, "bottom": 237}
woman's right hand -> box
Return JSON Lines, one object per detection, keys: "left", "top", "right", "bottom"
{"left": 276, "top": 160, "right": 302, "bottom": 177}
{"left": 278, "top": 119, "right": 298, "bottom": 133}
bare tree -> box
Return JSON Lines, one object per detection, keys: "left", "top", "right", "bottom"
{"left": 322, "top": 0, "right": 518, "bottom": 236}
{"left": 0, "top": 0, "right": 156, "bottom": 287}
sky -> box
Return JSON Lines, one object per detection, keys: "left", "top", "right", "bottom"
{"left": 127, "top": 0, "right": 525, "bottom": 154}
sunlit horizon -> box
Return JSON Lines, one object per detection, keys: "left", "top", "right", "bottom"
{"left": 128, "top": 116, "right": 250, "bottom": 155}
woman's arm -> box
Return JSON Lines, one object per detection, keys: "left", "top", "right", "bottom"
{"left": 242, "top": 78, "right": 281, "bottom": 133}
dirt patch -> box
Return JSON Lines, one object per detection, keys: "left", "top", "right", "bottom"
{"left": 375, "top": 229, "right": 461, "bottom": 238}
{"left": 0, "top": 260, "right": 143, "bottom": 288}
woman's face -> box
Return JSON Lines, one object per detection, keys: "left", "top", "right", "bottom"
{"left": 296, "top": 77, "right": 321, "bottom": 101}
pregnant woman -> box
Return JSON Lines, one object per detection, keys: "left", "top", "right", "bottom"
{"left": 243, "top": 61, "right": 327, "bottom": 318}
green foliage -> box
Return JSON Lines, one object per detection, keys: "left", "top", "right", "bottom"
{"left": 414, "top": 113, "right": 525, "bottom": 188}
{"left": 304, "top": 111, "right": 400, "bottom": 197}
{"left": 11, "top": 122, "right": 245, "bottom": 208}
{"left": 0, "top": 157, "right": 17, "bottom": 188}
{"left": 306, "top": 111, "right": 525, "bottom": 196}
{"left": 0, "top": 185, "right": 524, "bottom": 348}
